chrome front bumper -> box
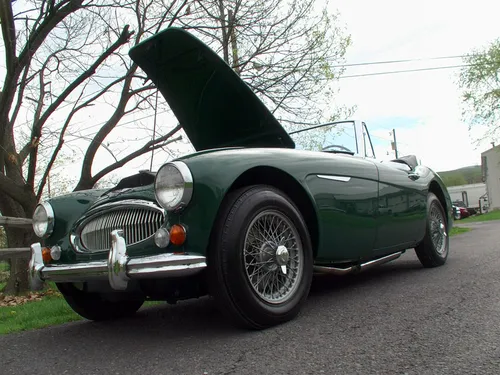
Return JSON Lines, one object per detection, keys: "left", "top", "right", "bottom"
{"left": 29, "top": 229, "right": 207, "bottom": 291}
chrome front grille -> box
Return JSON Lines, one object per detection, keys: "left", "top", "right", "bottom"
{"left": 78, "top": 202, "right": 164, "bottom": 252}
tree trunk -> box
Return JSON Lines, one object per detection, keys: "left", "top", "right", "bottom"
{"left": 4, "top": 255, "right": 31, "bottom": 295}
{"left": 73, "top": 176, "right": 95, "bottom": 192}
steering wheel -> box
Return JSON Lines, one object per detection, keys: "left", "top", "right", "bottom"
{"left": 322, "top": 144, "right": 352, "bottom": 153}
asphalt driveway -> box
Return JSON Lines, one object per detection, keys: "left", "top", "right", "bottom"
{"left": 1, "top": 221, "right": 500, "bottom": 375}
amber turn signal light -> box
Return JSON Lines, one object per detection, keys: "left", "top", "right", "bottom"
{"left": 41, "top": 247, "right": 52, "bottom": 263}
{"left": 169, "top": 224, "right": 186, "bottom": 246}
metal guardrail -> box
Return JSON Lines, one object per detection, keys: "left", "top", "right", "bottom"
{"left": 0, "top": 217, "right": 32, "bottom": 228}
{"left": 0, "top": 217, "right": 32, "bottom": 260}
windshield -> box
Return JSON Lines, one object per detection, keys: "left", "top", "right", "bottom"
{"left": 288, "top": 121, "right": 358, "bottom": 154}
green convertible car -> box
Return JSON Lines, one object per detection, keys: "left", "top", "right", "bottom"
{"left": 29, "top": 28, "right": 452, "bottom": 329}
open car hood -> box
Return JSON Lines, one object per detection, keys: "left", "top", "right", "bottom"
{"left": 128, "top": 28, "right": 295, "bottom": 151}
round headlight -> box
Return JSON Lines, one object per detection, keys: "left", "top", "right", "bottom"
{"left": 154, "top": 161, "right": 193, "bottom": 211}
{"left": 32, "top": 202, "right": 55, "bottom": 238}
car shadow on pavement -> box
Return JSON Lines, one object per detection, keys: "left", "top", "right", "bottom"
{"left": 25, "top": 255, "right": 429, "bottom": 342}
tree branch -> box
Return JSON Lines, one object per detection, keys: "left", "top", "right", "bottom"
{"left": 26, "top": 25, "right": 134, "bottom": 189}
{"left": 36, "top": 91, "right": 90, "bottom": 200}
{"left": 17, "top": 0, "right": 84, "bottom": 70}
{"left": 9, "top": 66, "right": 32, "bottom": 130}
{"left": 90, "top": 125, "right": 182, "bottom": 186}
{"left": 75, "top": 64, "right": 138, "bottom": 190}
{"left": 0, "top": 0, "right": 17, "bottom": 73}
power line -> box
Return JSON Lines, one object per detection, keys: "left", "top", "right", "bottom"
{"left": 339, "top": 64, "right": 469, "bottom": 79}
{"left": 334, "top": 54, "right": 466, "bottom": 68}
{"left": 13, "top": 54, "right": 471, "bottom": 130}
{"left": 54, "top": 63, "right": 467, "bottom": 141}
{"left": 16, "top": 55, "right": 471, "bottom": 131}
{"left": 12, "top": 57, "right": 475, "bottom": 144}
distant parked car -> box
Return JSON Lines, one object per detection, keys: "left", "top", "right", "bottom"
{"left": 453, "top": 204, "right": 470, "bottom": 220}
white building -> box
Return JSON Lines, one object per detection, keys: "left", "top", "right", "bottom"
{"left": 447, "top": 183, "right": 487, "bottom": 210}
{"left": 481, "top": 145, "right": 500, "bottom": 209}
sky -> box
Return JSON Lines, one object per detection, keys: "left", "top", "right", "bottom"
{"left": 2, "top": 0, "right": 500, "bottom": 191}
{"left": 330, "top": 0, "right": 499, "bottom": 171}
{"left": 102, "top": 0, "right": 499, "bottom": 175}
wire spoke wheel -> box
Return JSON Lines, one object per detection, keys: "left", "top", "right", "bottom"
{"left": 415, "top": 192, "right": 449, "bottom": 268}
{"left": 243, "top": 209, "right": 304, "bottom": 304}
{"left": 429, "top": 203, "right": 448, "bottom": 255}
{"left": 210, "top": 185, "right": 313, "bottom": 329}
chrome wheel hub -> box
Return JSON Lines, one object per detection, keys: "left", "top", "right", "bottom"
{"left": 430, "top": 204, "right": 448, "bottom": 256}
{"left": 439, "top": 222, "right": 447, "bottom": 238}
{"left": 275, "top": 245, "right": 290, "bottom": 275}
{"left": 243, "top": 210, "right": 303, "bottom": 304}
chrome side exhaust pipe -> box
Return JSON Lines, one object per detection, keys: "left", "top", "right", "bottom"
{"left": 313, "top": 251, "right": 403, "bottom": 275}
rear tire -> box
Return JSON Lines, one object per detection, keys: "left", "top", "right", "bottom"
{"left": 57, "top": 283, "right": 144, "bottom": 321}
{"left": 415, "top": 192, "right": 449, "bottom": 268}
{"left": 208, "top": 185, "right": 313, "bottom": 329}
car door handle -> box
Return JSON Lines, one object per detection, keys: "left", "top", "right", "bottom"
{"left": 408, "top": 172, "right": 420, "bottom": 181}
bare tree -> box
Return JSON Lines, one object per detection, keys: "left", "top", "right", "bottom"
{"left": 0, "top": 0, "right": 351, "bottom": 294}
{"left": 0, "top": 0, "right": 188, "bottom": 294}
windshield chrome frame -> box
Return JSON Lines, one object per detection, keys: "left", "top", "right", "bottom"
{"left": 288, "top": 120, "right": 376, "bottom": 159}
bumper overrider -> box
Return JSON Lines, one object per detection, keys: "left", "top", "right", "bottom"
{"left": 29, "top": 229, "right": 207, "bottom": 291}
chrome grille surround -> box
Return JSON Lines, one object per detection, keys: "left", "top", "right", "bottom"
{"left": 72, "top": 199, "right": 165, "bottom": 253}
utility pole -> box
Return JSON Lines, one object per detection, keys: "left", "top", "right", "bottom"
{"left": 390, "top": 129, "right": 398, "bottom": 158}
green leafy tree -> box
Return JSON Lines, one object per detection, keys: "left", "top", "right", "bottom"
{"left": 459, "top": 39, "right": 500, "bottom": 140}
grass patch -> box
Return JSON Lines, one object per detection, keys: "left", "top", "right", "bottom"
{"left": 0, "top": 281, "right": 164, "bottom": 334}
{"left": 0, "top": 261, "right": 8, "bottom": 293}
{"left": 0, "top": 261, "right": 8, "bottom": 272}
{"left": 450, "top": 227, "right": 471, "bottom": 236}
{"left": 0, "top": 294, "right": 82, "bottom": 334}
{"left": 460, "top": 210, "right": 500, "bottom": 223}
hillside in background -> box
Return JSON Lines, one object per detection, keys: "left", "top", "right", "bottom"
{"left": 438, "top": 165, "right": 483, "bottom": 187}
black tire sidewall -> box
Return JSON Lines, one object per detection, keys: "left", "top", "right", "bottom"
{"left": 427, "top": 194, "right": 449, "bottom": 261}
{"left": 56, "top": 282, "right": 144, "bottom": 321}
{"left": 218, "top": 186, "right": 313, "bottom": 327}
{"left": 415, "top": 192, "right": 449, "bottom": 267}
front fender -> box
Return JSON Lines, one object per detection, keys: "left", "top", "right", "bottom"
{"left": 429, "top": 170, "right": 453, "bottom": 232}
{"left": 172, "top": 154, "right": 281, "bottom": 256}
{"left": 171, "top": 147, "right": 380, "bottom": 258}
{"left": 173, "top": 148, "right": 328, "bottom": 256}
{"left": 37, "top": 189, "right": 107, "bottom": 260}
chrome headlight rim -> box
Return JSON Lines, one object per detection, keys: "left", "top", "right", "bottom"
{"left": 154, "top": 161, "right": 193, "bottom": 212}
{"left": 32, "top": 202, "right": 55, "bottom": 238}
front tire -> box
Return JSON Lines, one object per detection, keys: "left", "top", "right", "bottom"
{"left": 415, "top": 192, "right": 449, "bottom": 268}
{"left": 57, "top": 283, "right": 145, "bottom": 321}
{"left": 208, "top": 185, "right": 313, "bottom": 329}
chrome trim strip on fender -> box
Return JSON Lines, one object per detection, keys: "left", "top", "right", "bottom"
{"left": 317, "top": 174, "right": 351, "bottom": 182}
{"left": 29, "top": 229, "right": 206, "bottom": 291}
